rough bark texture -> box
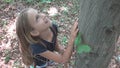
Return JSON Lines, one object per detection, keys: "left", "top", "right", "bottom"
{"left": 75, "top": 0, "right": 120, "bottom": 68}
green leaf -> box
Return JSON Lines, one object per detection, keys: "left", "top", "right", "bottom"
{"left": 26, "top": 0, "right": 33, "bottom": 3}
{"left": 4, "top": 0, "right": 13, "bottom": 3}
{"left": 76, "top": 44, "right": 91, "bottom": 54}
{"left": 62, "top": 36, "right": 68, "bottom": 45}
{"left": 52, "top": 20, "right": 57, "bottom": 24}
{"left": 70, "top": 60, "right": 75, "bottom": 65}
{"left": 30, "top": 65, "right": 34, "bottom": 68}
{"left": 74, "top": 37, "right": 80, "bottom": 45}
{"left": 74, "top": 32, "right": 82, "bottom": 46}
{"left": 62, "top": 11, "right": 68, "bottom": 15}
{"left": 40, "top": 0, "right": 52, "bottom": 3}
{"left": 5, "top": 55, "right": 11, "bottom": 64}
{"left": 60, "top": 19, "right": 64, "bottom": 22}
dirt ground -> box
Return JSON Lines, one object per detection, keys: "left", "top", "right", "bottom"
{"left": 0, "top": 0, "right": 120, "bottom": 68}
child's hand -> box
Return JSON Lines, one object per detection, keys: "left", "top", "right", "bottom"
{"left": 70, "top": 20, "right": 79, "bottom": 42}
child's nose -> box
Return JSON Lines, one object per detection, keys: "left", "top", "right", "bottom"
{"left": 40, "top": 13, "right": 46, "bottom": 17}
{"left": 40, "top": 13, "right": 47, "bottom": 20}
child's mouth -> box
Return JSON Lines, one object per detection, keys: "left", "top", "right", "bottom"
{"left": 45, "top": 17, "right": 50, "bottom": 24}
{"left": 45, "top": 21, "right": 48, "bottom": 23}
{"left": 45, "top": 18, "right": 50, "bottom": 24}
{"left": 45, "top": 20, "right": 48, "bottom": 24}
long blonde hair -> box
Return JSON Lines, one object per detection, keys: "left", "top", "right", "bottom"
{"left": 16, "top": 8, "right": 38, "bottom": 65}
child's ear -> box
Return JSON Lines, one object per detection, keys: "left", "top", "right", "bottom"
{"left": 30, "top": 30, "right": 39, "bottom": 36}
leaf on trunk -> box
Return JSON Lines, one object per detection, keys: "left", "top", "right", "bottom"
{"left": 74, "top": 33, "right": 91, "bottom": 54}
{"left": 77, "top": 44, "right": 91, "bottom": 54}
{"left": 74, "top": 32, "right": 82, "bottom": 46}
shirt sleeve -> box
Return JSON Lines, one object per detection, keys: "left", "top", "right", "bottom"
{"left": 30, "top": 43, "right": 47, "bottom": 55}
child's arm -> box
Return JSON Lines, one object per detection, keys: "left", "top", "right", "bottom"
{"left": 55, "top": 39, "right": 65, "bottom": 54}
{"left": 38, "top": 21, "right": 78, "bottom": 64}
{"left": 55, "top": 40, "right": 69, "bottom": 68}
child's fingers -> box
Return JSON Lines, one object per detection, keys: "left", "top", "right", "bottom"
{"left": 76, "top": 28, "right": 79, "bottom": 33}
{"left": 74, "top": 18, "right": 78, "bottom": 22}
{"left": 74, "top": 22, "right": 78, "bottom": 30}
{"left": 75, "top": 29, "right": 79, "bottom": 36}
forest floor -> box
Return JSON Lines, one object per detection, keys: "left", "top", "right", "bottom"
{"left": 0, "top": 0, "right": 120, "bottom": 68}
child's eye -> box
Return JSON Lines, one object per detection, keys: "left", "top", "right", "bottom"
{"left": 36, "top": 15, "right": 39, "bottom": 22}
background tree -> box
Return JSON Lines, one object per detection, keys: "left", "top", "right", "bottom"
{"left": 75, "top": 0, "right": 120, "bottom": 68}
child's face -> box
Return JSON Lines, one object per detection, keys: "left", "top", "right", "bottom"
{"left": 27, "top": 8, "right": 51, "bottom": 35}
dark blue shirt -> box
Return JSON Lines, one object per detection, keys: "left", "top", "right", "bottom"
{"left": 30, "top": 23, "right": 58, "bottom": 66}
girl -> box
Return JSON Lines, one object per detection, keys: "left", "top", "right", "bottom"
{"left": 16, "top": 8, "right": 78, "bottom": 68}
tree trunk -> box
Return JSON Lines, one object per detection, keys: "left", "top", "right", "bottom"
{"left": 75, "top": 0, "right": 120, "bottom": 68}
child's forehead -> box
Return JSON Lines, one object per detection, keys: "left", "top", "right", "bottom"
{"left": 27, "top": 9, "right": 38, "bottom": 23}
{"left": 27, "top": 8, "right": 46, "bottom": 17}
{"left": 27, "top": 8, "right": 38, "bottom": 14}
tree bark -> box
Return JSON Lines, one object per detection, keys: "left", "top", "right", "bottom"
{"left": 75, "top": 0, "right": 120, "bottom": 68}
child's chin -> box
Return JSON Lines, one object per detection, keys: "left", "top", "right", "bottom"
{"left": 47, "top": 21, "right": 51, "bottom": 25}
{"left": 45, "top": 19, "right": 50, "bottom": 24}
